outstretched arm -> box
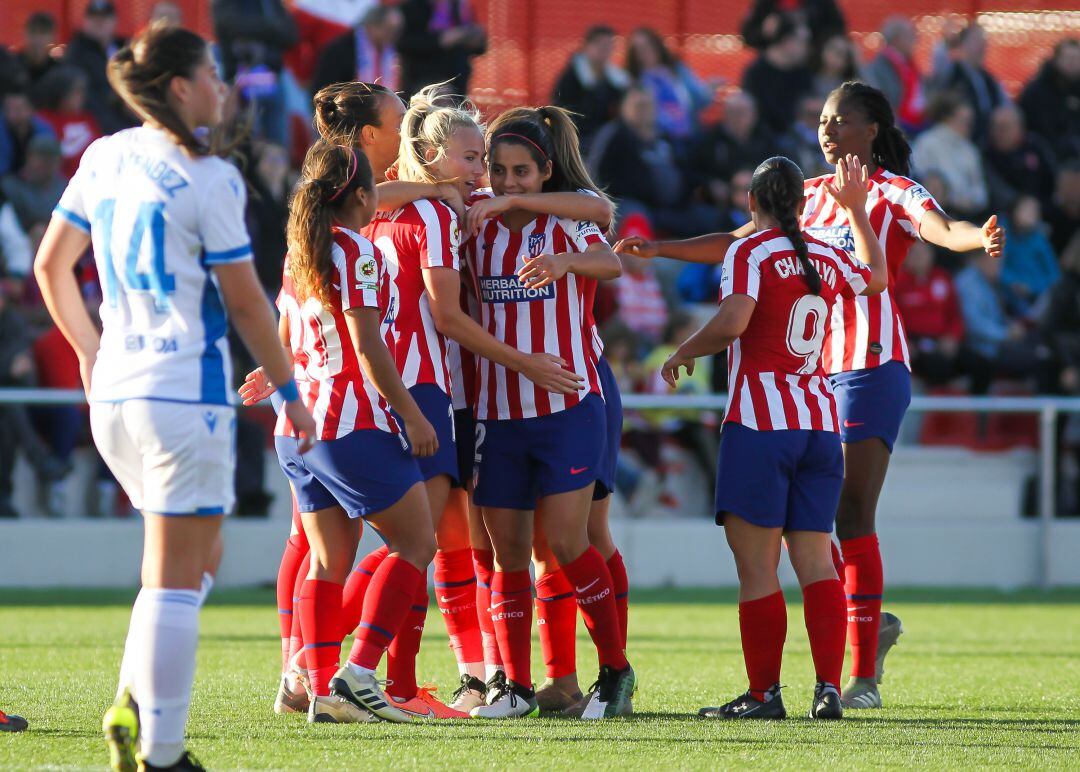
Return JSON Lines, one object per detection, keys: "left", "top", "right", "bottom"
{"left": 919, "top": 210, "right": 1004, "bottom": 257}
{"left": 660, "top": 295, "right": 756, "bottom": 386}
{"left": 465, "top": 191, "right": 615, "bottom": 235}
{"left": 614, "top": 225, "right": 752, "bottom": 265}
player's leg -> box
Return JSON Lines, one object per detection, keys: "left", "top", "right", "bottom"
{"left": 435, "top": 488, "right": 486, "bottom": 688}
{"left": 468, "top": 497, "right": 503, "bottom": 684}
{"left": 586, "top": 496, "right": 629, "bottom": 651}
{"left": 468, "top": 505, "right": 539, "bottom": 718}
{"left": 531, "top": 526, "right": 581, "bottom": 713}
{"left": 334, "top": 481, "right": 437, "bottom": 723}
{"left": 274, "top": 498, "right": 311, "bottom": 714}
{"left": 0, "top": 709, "right": 28, "bottom": 733}
{"left": 832, "top": 363, "right": 910, "bottom": 707}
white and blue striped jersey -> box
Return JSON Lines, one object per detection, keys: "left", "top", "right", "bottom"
{"left": 54, "top": 126, "right": 253, "bottom": 405}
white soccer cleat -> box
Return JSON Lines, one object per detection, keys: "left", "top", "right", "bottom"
{"left": 307, "top": 695, "right": 377, "bottom": 724}
{"left": 469, "top": 675, "right": 539, "bottom": 719}
{"left": 329, "top": 666, "right": 413, "bottom": 723}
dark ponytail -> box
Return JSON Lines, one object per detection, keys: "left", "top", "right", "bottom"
{"left": 751, "top": 156, "right": 821, "bottom": 295}
{"left": 313, "top": 81, "right": 395, "bottom": 147}
{"left": 287, "top": 140, "right": 375, "bottom": 307}
{"left": 108, "top": 23, "right": 217, "bottom": 157}
{"left": 487, "top": 105, "right": 614, "bottom": 209}
{"left": 829, "top": 81, "right": 912, "bottom": 176}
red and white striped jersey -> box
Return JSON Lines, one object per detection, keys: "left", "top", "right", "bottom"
{"left": 720, "top": 228, "right": 872, "bottom": 432}
{"left": 445, "top": 258, "right": 482, "bottom": 411}
{"left": 465, "top": 213, "right": 605, "bottom": 420}
{"left": 275, "top": 227, "right": 399, "bottom": 440}
{"left": 362, "top": 198, "right": 460, "bottom": 393}
{"left": 801, "top": 167, "right": 943, "bottom": 374}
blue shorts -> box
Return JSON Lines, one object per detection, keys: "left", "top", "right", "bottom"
{"left": 714, "top": 422, "right": 843, "bottom": 533}
{"left": 276, "top": 429, "right": 422, "bottom": 519}
{"left": 829, "top": 360, "right": 911, "bottom": 452}
{"left": 473, "top": 393, "right": 605, "bottom": 510}
{"left": 453, "top": 408, "right": 475, "bottom": 489}
{"left": 594, "top": 357, "right": 622, "bottom": 501}
{"left": 391, "top": 384, "right": 459, "bottom": 484}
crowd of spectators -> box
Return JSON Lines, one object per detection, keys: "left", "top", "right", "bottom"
{"left": 0, "top": 0, "right": 1078, "bottom": 516}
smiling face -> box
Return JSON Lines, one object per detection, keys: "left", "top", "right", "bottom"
{"left": 428, "top": 124, "right": 485, "bottom": 198}
{"left": 818, "top": 94, "right": 877, "bottom": 166}
{"left": 487, "top": 141, "right": 550, "bottom": 196}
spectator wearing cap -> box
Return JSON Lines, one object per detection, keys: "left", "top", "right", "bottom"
{"left": 913, "top": 92, "right": 989, "bottom": 221}
{"left": 0, "top": 88, "right": 55, "bottom": 179}
{"left": 864, "top": 15, "right": 926, "bottom": 133}
{"left": 1, "top": 134, "right": 66, "bottom": 232}
{"left": 740, "top": 17, "right": 814, "bottom": 137}
{"left": 551, "top": 25, "right": 630, "bottom": 150}
{"left": 14, "top": 12, "right": 61, "bottom": 93}
{"left": 35, "top": 67, "right": 103, "bottom": 179}
{"left": 626, "top": 27, "right": 714, "bottom": 143}
{"left": 311, "top": 5, "right": 404, "bottom": 99}
{"left": 1019, "top": 38, "right": 1080, "bottom": 162}
{"left": 983, "top": 104, "right": 1056, "bottom": 209}
{"left": 212, "top": 0, "right": 299, "bottom": 145}
{"left": 397, "top": 0, "right": 486, "bottom": 99}
{"left": 929, "top": 23, "right": 1007, "bottom": 146}
{"left": 64, "top": 0, "right": 134, "bottom": 135}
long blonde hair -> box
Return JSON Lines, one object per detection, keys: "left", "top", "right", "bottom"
{"left": 396, "top": 84, "right": 484, "bottom": 184}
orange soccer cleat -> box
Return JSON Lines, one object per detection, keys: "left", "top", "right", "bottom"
{"left": 390, "top": 685, "right": 471, "bottom": 720}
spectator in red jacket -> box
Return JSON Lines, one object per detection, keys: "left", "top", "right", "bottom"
{"left": 893, "top": 241, "right": 965, "bottom": 386}
{"left": 35, "top": 67, "right": 102, "bottom": 179}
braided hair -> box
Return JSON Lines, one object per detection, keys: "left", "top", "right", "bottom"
{"left": 751, "top": 156, "right": 821, "bottom": 295}
{"left": 829, "top": 81, "right": 912, "bottom": 177}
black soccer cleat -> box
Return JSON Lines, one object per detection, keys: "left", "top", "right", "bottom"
{"left": 699, "top": 684, "right": 786, "bottom": 719}
{"left": 809, "top": 681, "right": 844, "bottom": 720}
{"left": 0, "top": 710, "right": 28, "bottom": 732}
{"left": 138, "top": 750, "right": 206, "bottom": 771}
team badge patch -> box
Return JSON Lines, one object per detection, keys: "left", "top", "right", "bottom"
{"left": 528, "top": 233, "right": 546, "bottom": 257}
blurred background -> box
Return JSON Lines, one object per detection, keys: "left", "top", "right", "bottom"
{"left": 0, "top": 0, "right": 1078, "bottom": 589}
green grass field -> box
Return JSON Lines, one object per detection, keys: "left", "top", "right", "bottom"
{"left": 2, "top": 587, "right": 1079, "bottom": 770}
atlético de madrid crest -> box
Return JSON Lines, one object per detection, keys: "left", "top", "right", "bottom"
{"left": 528, "top": 233, "right": 546, "bottom": 257}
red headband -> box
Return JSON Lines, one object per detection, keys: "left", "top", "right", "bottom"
{"left": 493, "top": 132, "right": 548, "bottom": 161}
{"left": 326, "top": 146, "right": 359, "bottom": 203}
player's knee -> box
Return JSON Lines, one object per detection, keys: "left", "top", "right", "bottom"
{"left": 835, "top": 494, "right": 875, "bottom": 540}
{"left": 308, "top": 546, "right": 353, "bottom": 582}
{"left": 491, "top": 534, "right": 532, "bottom": 572}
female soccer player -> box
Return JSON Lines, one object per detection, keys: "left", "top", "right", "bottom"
{"left": 617, "top": 81, "right": 1004, "bottom": 709}
{"left": 465, "top": 106, "right": 632, "bottom": 720}
{"left": 35, "top": 23, "right": 316, "bottom": 771}
{"left": 662, "top": 155, "right": 887, "bottom": 720}
{"left": 356, "top": 86, "right": 589, "bottom": 716}
{"left": 265, "top": 139, "right": 443, "bottom": 725}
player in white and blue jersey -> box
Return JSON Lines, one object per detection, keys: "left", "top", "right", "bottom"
{"left": 34, "top": 23, "right": 315, "bottom": 772}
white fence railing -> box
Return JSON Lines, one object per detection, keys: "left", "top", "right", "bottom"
{"left": 3, "top": 388, "right": 1080, "bottom": 588}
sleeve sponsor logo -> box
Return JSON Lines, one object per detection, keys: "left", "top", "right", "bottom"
{"left": 479, "top": 275, "right": 555, "bottom": 303}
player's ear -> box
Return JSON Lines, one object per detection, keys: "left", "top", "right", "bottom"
{"left": 539, "top": 160, "right": 553, "bottom": 183}
{"left": 747, "top": 191, "right": 757, "bottom": 215}
{"left": 167, "top": 73, "right": 190, "bottom": 106}
{"left": 423, "top": 145, "right": 439, "bottom": 164}
{"left": 360, "top": 123, "right": 377, "bottom": 149}
{"left": 866, "top": 120, "right": 879, "bottom": 145}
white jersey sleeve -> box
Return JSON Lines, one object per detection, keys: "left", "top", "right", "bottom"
{"left": 54, "top": 136, "right": 109, "bottom": 233}
{"left": 198, "top": 165, "right": 253, "bottom": 264}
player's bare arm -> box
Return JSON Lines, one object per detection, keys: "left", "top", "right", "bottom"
{"left": 661, "top": 295, "right": 756, "bottom": 387}
{"left": 518, "top": 241, "right": 621, "bottom": 289}
{"left": 919, "top": 210, "right": 1005, "bottom": 258}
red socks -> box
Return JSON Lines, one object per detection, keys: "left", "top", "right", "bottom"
{"left": 802, "top": 579, "right": 847, "bottom": 687}
{"left": 385, "top": 584, "right": 428, "bottom": 700}
{"left": 340, "top": 545, "right": 389, "bottom": 639}
{"left": 739, "top": 591, "right": 786, "bottom": 701}
{"left": 490, "top": 569, "right": 533, "bottom": 686}
{"left": 434, "top": 548, "right": 483, "bottom": 670}
{"left": 561, "top": 547, "right": 628, "bottom": 671}
{"left": 277, "top": 533, "right": 308, "bottom": 669}
{"left": 288, "top": 552, "right": 311, "bottom": 669}
{"left": 840, "top": 534, "right": 883, "bottom": 679}
{"left": 473, "top": 549, "right": 502, "bottom": 672}
{"left": 298, "top": 579, "right": 343, "bottom": 697}
{"left": 535, "top": 569, "right": 577, "bottom": 679}
{"left": 607, "top": 550, "right": 629, "bottom": 650}
{"left": 348, "top": 555, "right": 424, "bottom": 672}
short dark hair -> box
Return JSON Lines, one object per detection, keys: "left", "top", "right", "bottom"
{"left": 584, "top": 25, "right": 616, "bottom": 44}
{"left": 25, "top": 11, "right": 57, "bottom": 34}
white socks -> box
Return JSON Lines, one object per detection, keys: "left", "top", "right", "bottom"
{"left": 460, "top": 662, "right": 486, "bottom": 680}
{"left": 115, "top": 588, "right": 201, "bottom": 768}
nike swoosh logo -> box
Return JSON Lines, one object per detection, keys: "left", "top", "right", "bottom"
{"left": 491, "top": 599, "right": 513, "bottom": 609}
{"left": 575, "top": 578, "right": 599, "bottom": 594}
{"left": 570, "top": 466, "right": 589, "bottom": 475}
{"left": 440, "top": 594, "right": 466, "bottom": 603}
{"left": 843, "top": 420, "right": 865, "bottom": 428}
